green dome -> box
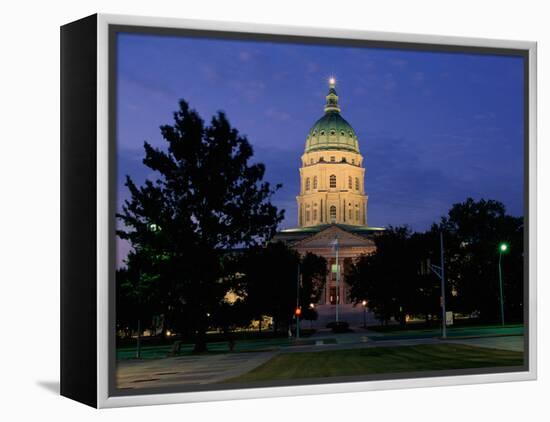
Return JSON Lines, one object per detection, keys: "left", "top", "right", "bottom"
{"left": 305, "top": 81, "right": 360, "bottom": 154}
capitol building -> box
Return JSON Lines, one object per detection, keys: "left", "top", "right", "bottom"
{"left": 275, "top": 78, "right": 383, "bottom": 326}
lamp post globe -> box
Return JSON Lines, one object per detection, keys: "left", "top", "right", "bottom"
{"left": 497, "top": 242, "right": 509, "bottom": 326}
{"left": 361, "top": 300, "right": 367, "bottom": 328}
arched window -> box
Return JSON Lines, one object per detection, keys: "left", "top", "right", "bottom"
{"left": 330, "top": 175, "right": 336, "bottom": 188}
{"left": 330, "top": 206, "right": 337, "bottom": 223}
{"left": 355, "top": 177, "right": 360, "bottom": 191}
{"left": 305, "top": 177, "right": 310, "bottom": 191}
{"left": 348, "top": 176, "right": 352, "bottom": 189}
{"left": 313, "top": 176, "right": 318, "bottom": 189}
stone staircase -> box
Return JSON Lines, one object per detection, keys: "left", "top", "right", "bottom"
{"left": 306, "top": 303, "right": 380, "bottom": 329}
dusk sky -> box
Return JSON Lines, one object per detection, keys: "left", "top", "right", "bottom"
{"left": 116, "top": 31, "right": 524, "bottom": 261}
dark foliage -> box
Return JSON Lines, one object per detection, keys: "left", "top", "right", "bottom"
{"left": 116, "top": 99, "right": 284, "bottom": 352}
{"left": 348, "top": 198, "right": 524, "bottom": 325}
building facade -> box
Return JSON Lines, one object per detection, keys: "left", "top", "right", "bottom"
{"left": 275, "top": 79, "right": 383, "bottom": 327}
{"left": 296, "top": 78, "right": 368, "bottom": 227}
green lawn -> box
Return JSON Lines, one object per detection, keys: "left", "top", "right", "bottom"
{"left": 369, "top": 324, "right": 523, "bottom": 341}
{"left": 223, "top": 343, "right": 523, "bottom": 383}
{"left": 117, "top": 336, "right": 307, "bottom": 360}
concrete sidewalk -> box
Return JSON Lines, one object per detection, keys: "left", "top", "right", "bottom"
{"left": 117, "top": 350, "right": 278, "bottom": 390}
{"left": 116, "top": 331, "right": 524, "bottom": 389}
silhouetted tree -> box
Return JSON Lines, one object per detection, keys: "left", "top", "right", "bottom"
{"left": 241, "top": 242, "right": 326, "bottom": 332}
{"left": 241, "top": 242, "right": 299, "bottom": 333}
{"left": 299, "top": 252, "right": 328, "bottom": 323}
{"left": 116, "top": 249, "right": 165, "bottom": 357}
{"left": 438, "top": 198, "right": 524, "bottom": 322}
{"left": 347, "top": 198, "right": 524, "bottom": 326}
{"left": 347, "top": 226, "right": 416, "bottom": 325}
{"left": 117, "top": 99, "right": 284, "bottom": 352}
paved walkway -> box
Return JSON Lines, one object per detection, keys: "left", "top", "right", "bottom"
{"left": 446, "top": 335, "right": 524, "bottom": 352}
{"left": 116, "top": 330, "right": 524, "bottom": 389}
{"left": 117, "top": 351, "right": 277, "bottom": 390}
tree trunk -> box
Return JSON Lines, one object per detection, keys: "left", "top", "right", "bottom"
{"left": 136, "top": 319, "right": 142, "bottom": 359}
{"left": 193, "top": 328, "right": 208, "bottom": 353}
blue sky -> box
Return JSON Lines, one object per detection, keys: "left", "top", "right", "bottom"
{"left": 116, "top": 32, "right": 524, "bottom": 252}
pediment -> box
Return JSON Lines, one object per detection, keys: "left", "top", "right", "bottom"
{"left": 293, "top": 225, "right": 375, "bottom": 249}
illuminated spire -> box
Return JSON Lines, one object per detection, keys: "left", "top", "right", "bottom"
{"left": 324, "top": 77, "right": 341, "bottom": 113}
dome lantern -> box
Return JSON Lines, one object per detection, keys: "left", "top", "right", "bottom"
{"left": 324, "top": 77, "right": 341, "bottom": 113}
{"left": 305, "top": 79, "right": 360, "bottom": 154}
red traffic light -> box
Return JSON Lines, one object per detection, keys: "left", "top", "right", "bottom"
{"left": 295, "top": 307, "right": 302, "bottom": 316}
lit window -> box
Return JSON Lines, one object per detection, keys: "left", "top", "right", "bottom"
{"left": 313, "top": 176, "right": 318, "bottom": 189}
{"left": 330, "top": 175, "right": 336, "bottom": 188}
{"left": 330, "top": 206, "right": 337, "bottom": 222}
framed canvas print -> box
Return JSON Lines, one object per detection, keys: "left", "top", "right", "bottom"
{"left": 60, "top": 13, "right": 537, "bottom": 408}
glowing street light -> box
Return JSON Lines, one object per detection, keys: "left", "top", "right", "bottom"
{"left": 361, "top": 300, "right": 367, "bottom": 328}
{"left": 148, "top": 222, "right": 162, "bottom": 232}
{"left": 329, "top": 76, "right": 336, "bottom": 87}
{"left": 498, "top": 242, "right": 509, "bottom": 326}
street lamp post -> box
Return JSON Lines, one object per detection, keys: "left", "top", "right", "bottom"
{"left": 309, "top": 303, "right": 315, "bottom": 330}
{"left": 428, "top": 232, "right": 447, "bottom": 339}
{"left": 334, "top": 236, "right": 340, "bottom": 323}
{"left": 296, "top": 263, "right": 301, "bottom": 339}
{"left": 362, "top": 300, "right": 367, "bottom": 328}
{"left": 498, "top": 242, "right": 509, "bottom": 326}
{"left": 133, "top": 222, "right": 162, "bottom": 358}
{"left": 440, "top": 232, "right": 446, "bottom": 339}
